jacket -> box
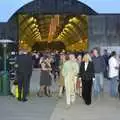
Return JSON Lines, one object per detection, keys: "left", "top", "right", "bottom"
{"left": 79, "top": 61, "right": 95, "bottom": 81}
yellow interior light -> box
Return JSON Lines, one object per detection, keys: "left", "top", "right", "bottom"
{"left": 30, "top": 23, "right": 36, "bottom": 28}
{"left": 27, "top": 17, "right": 34, "bottom": 23}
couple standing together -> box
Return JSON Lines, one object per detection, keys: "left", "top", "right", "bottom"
{"left": 62, "top": 53, "right": 95, "bottom": 108}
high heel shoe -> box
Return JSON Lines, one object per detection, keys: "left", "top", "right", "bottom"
{"left": 37, "top": 91, "right": 44, "bottom": 97}
{"left": 46, "top": 90, "right": 51, "bottom": 97}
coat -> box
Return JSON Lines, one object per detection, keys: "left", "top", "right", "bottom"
{"left": 16, "top": 54, "right": 33, "bottom": 76}
{"left": 79, "top": 61, "right": 95, "bottom": 81}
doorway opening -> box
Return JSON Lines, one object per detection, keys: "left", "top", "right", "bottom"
{"left": 18, "top": 14, "right": 88, "bottom": 52}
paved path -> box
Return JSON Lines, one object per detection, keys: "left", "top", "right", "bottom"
{"left": 0, "top": 69, "right": 57, "bottom": 120}
{"left": 50, "top": 95, "right": 120, "bottom": 120}
{"left": 0, "top": 69, "right": 120, "bottom": 120}
{"left": 0, "top": 96, "right": 57, "bottom": 120}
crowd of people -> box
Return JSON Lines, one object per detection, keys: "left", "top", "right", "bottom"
{"left": 13, "top": 48, "right": 120, "bottom": 108}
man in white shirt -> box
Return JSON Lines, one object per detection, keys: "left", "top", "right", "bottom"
{"left": 108, "top": 51, "right": 119, "bottom": 97}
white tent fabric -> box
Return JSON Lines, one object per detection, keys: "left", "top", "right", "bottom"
{"left": 0, "top": 39, "right": 14, "bottom": 43}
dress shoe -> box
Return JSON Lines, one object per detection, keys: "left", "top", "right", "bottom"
{"left": 85, "top": 102, "right": 91, "bottom": 105}
{"left": 22, "top": 98, "right": 28, "bottom": 102}
{"left": 17, "top": 98, "right": 22, "bottom": 101}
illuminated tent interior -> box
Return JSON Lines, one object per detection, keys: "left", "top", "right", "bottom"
{"left": 19, "top": 14, "right": 88, "bottom": 51}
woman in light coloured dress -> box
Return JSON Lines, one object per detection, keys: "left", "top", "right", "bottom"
{"left": 37, "top": 57, "right": 52, "bottom": 97}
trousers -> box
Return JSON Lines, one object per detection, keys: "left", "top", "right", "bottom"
{"left": 17, "top": 73, "right": 31, "bottom": 99}
{"left": 109, "top": 76, "right": 118, "bottom": 97}
{"left": 93, "top": 73, "right": 104, "bottom": 97}
{"left": 64, "top": 75, "right": 76, "bottom": 105}
{"left": 82, "top": 80, "right": 93, "bottom": 105}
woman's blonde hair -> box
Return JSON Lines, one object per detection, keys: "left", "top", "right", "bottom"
{"left": 82, "top": 53, "right": 92, "bottom": 62}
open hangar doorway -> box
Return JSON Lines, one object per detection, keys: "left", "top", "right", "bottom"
{"left": 18, "top": 14, "right": 88, "bottom": 52}
{"left": 17, "top": 14, "right": 88, "bottom": 94}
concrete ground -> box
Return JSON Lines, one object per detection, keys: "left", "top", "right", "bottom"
{"left": 0, "top": 69, "right": 120, "bottom": 120}
{"left": 50, "top": 95, "right": 120, "bottom": 120}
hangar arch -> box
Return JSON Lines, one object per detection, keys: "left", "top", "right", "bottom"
{"left": 7, "top": 0, "right": 97, "bottom": 51}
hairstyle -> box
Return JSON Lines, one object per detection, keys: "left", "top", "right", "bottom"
{"left": 77, "top": 54, "right": 82, "bottom": 58}
{"left": 65, "top": 54, "right": 69, "bottom": 60}
{"left": 93, "top": 47, "right": 100, "bottom": 55}
{"left": 82, "top": 53, "right": 92, "bottom": 62}
{"left": 104, "top": 49, "right": 107, "bottom": 52}
{"left": 110, "top": 51, "right": 116, "bottom": 57}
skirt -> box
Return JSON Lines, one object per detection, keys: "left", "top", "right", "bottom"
{"left": 40, "top": 70, "right": 51, "bottom": 86}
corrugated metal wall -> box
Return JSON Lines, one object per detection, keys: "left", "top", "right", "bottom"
{"left": 88, "top": 15, "right": 120, "bottom": 50}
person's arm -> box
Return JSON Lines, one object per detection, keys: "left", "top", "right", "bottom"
{"left": 76, "top": 63, "right": 79, "bottom": 75}
{"left": 112, "top": 59, "right": 119, "bottom": 70}
{"left": 114, "top": 59, "right": 119, "bottom": 69}
{"left": 101, "top": 56, "right": 106, "bottom": 73}
{"left": 79, "top": 62, "right": 83, "bottom": 78}
{"left": 41, "top": 63, "right": 48, "bottom": 71}
{"left": 47, "top": 63, "right": 52, "bottom": 71}
{"left": 74, "top": 62, "right": 79, "bottom": 76}
{"left": 115, "top": 66, "right": 119, "bottom": 69}
{"left": 39, "top": 58, "right": 42, "bottom": 65}
{"left": 61, "top": 63, "right": 66, "bottom": 77}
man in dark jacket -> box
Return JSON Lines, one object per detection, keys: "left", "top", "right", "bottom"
{"left": 92, "top": 48, "right": 106, "bottom": 97}
{"left": 16, "top": 49, "right": 33, "bottom": 102}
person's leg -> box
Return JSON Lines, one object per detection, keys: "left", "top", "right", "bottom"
{"left": 74, "top": 77, "right": 77, "bottom": 95}
{"left": 109, "top": 78, "right": 117, "bottom": 97}
{"left": 71, "top": 82, "right": 76, "bottom": 104}
{"left": 84, "top": 81, "right": 89, "bottom": 104}
{"left": 76, "top": 88, "right": 79, "bottom": 95}
{"left": 79, "top": 79, "right": 82, "bottom": 97}
{"left": 65, "top": 79, "right": 71, "bottom": 106}
{"left": 82, "top": 80, "right": 85, "bottom": 101}
{"left": 58, "top": 86, "right": 63, "bottom": 97}
{"left": 39, "top": 85, "right": 45, "bottom": 97}
{"left": 76, "top": 80, "right": 80, "bottom": 96}
{"left": 112, "top": 77, "right": 118, "bottom": 97}
{"left": 17, "top": 75, "right": 23, "bottom": 101}
{"left": 93, "top": 74, "right": 100, "bottom": 97}
{"left": 27, "top": 74, "right": 32, "bottom": 96}
{"left": 50, "top": 73, "right": 54, "bottom": 95}
{"left": 114, "top": 78, "right": 118, "bottom": 97}
{"left": 62, "top": 86, "right": 65, "bottom": 95}
{"left": 46, "top": 86, "right": 51, "bottom": 97}
{"left": 85, "top": 80, "right": 93, "bottom": 105}
{"left": 22, "top": 75, "right": 29, "bottom": 101}
{"left": 22, "top": 81, "right": 27, "bottom": 101}
{"left": 100, "top": 73, "right": 104, "bottom": 91}
{"left": 110, "top": 78, "right": 113, "bottom": 97}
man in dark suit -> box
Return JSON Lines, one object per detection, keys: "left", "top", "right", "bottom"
{"left": 16, "top": 49, "right": 33, "bottom": 102}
